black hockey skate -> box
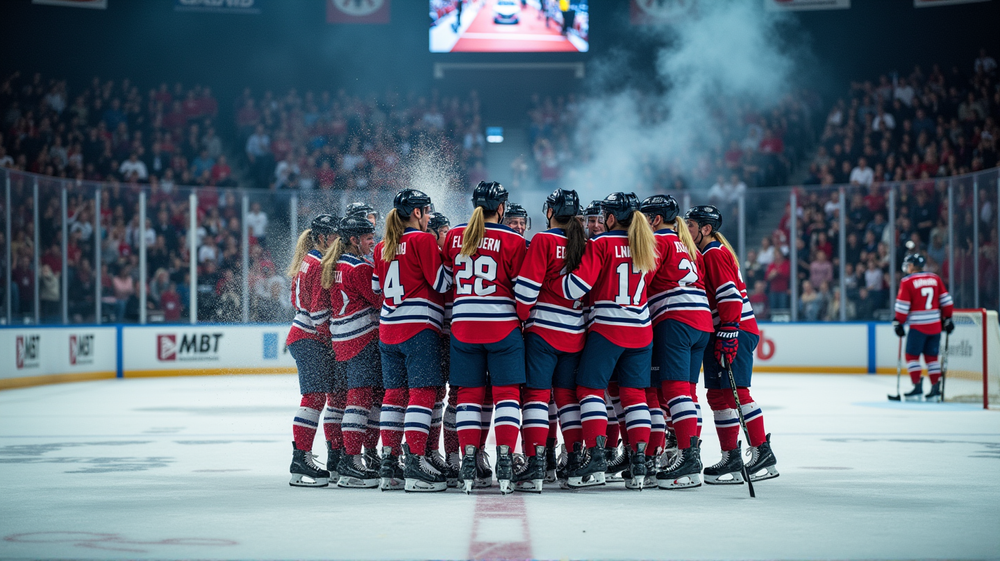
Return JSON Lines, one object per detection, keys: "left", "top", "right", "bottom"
{"left": 904, "top": 378, "right": 924, "bottom": 402}
{"left": 703, "top": 442, "right": 745, "bottom": 485}
{"left": 475, "top": 448, "right": 493, "bottom": 488}
{"left": 378, "top": 446, "right": 405, "bottom": 491}
{"left": 567, "top": 435, "right": 608, "bottom": 489}
{"left": 624, "top": 442, "right": 647, "bottom": 491}
{"left": 495, "top": 445, "right": 515, "bottom": 495}
{"left": 403, "top": 444, "right": 447, "bottom": 493}
{"left": 446, "top": 451, "right": 461, "bottom": 488}
{"left": 656, "top": 436, "right": 703, "bottom": 489}
{"left": 544, "top": 438, "right": 558, "bottom": 483}
{"left": 363, "top": 447, "right": 380, "bottom": 472}
{"left": 336, "top": 453, "right": 379, "bottom": 488}
{"left": 459, "top": 444, "right": 479, "bottom": 494}
{"left": 559, "top": 443, "right": 581, "bottom": 488}
{"left": 746, "top": 433, "right": 779, "bottom": 482}
{"left": 425, "top": 449, "right": 458, "bottom": 487}
{"left": 925, "top": 381, "right": 943, "bottom": 403}
{"left": 326, "top": 440, "right": 342, "bottom": 481}
{"left": 289, "top": 442, "right": 330, "bottom": 487}
{"left": 605, "top": 441, "right": 627, "bottom": 482}
{"left": 514, "top": 445, "right": 546, "bottom": 493}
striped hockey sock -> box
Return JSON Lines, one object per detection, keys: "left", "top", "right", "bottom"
{"left": 521, "top": 388, "right": 552, "bottom": 455}
{"left": 926, "top": 356, "right": 941, "bottom": 385}
{"left": 605, "top": 389, "right": 621, "bottom": 446}
{"left": 905, "top": 354, "right": 923, "bottom": 385}
{"left": 492, "top": 385, "right": 522, "bottom": 450}
{"left": 342, "top": 387, "right": 373, "bottom": 456}
{"left": 707, "top": 389, "right": 739, "bottom": 451}
{"left": 457, "top": 386, "right": 486, "bottom": 451}
{"left": 547, "top": 398, "right": 559, "bottom": 441}
{"left": 322, "top": 391, "right": 346, "bottom": 449}
{"left": 292, "top": 393, "right": 325, "bottom": 451}
{"left": 738, "top": 387, "right": 766, "bottom": 448}
{"left": 403, "top": 387, "right": 437, "bottom": 456}
{"left": 577, "top": 387, "right": 608, "bottom": 449}
{"left": 479, "top": 387, "right": 494, "bottom": 448}
{"left": 444, "top": 388, "right": 459, "bottom": 454}
{"left": 379, "top": 388, "right": 407, "bottom": 454}
{"left": 554, "top": 387, "right": 582, "bottom": 447}
{"left": 427, "top": 399, "right": 445, "bottom": 453}
{"left": 647, "top": 387, "right": 666, "bottom": 455}
{"left": 619, "top": 387, "right": 651, "bottom": 451}
{"left": 664, "top": 380, "right": 697, "bottom": 449}
{"left": 690, "top": 382, "right": 703, "bottom": 438}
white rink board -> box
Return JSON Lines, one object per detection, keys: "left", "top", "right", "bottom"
{"left": 122, "top": 325, "right": 295, "bottom": 375}
{"left": 0, "top": 326, "right": 117, "bottom": 381}
{"left": 753, "top": 323, "right": 868, "bottom": 372}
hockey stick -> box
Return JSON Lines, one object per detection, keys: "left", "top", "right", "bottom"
{"left": 724, "top": 362, "right": 756, "bottom": 498}
{"left": 940, "top": 332, "right": 950, "bottom": 402}
{"left": 888, "top": 336, "right": 903, "bottom": 401}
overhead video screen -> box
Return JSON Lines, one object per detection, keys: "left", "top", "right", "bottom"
{"left": 430, "top": 0, "right": 589, "bottom": 53}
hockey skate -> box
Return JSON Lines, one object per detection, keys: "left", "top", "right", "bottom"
{"left": 746, "top": 433, "right": 779, "bottom": 482}
{"left": 656, "top": 437, "right": 703, "bottom": 489}
{"left": 624, "top": 442, "right": 647, "bottom": 491}
{"left": 643, "top": 453, "right": 658, "bottom": 488}
{"left": 446, "top": 451, "right": 461, "bottom": 488}
{"left": 403, "top": 444, "right": 447, "bottom": 493}
{"left": 544, "top": 438, "right": 558, "bottom": 483}
{"left": 336, "top": 453, "right": 379, "bottom": 488}
{"left": 514, "top": 445, "right": 546, "bottom": 493}
{"left": 475, "top": 449, "right": 493, "bottom": 488}
{"left": 426, "top": 449, "right": 458, "bottom": 487}
{"left": 559, "top": 443, "right": 581, "bottom": 488}
{"left": 904, "top": 379, "right": 924, "bottom": 402}
{"left": 495, "top": 445, "right": 515, "bottom": 495}
{"left": 378, "top": 446, "right": 405, "bottom": 491}
{"left": 289, "top": 442, "right": 330, "bottom": 487}
{"left": 459, "top": 445, "right": 479, "bottom": 494}
{"left": 925, "top": 381, "right": 943, "bottom": 403}
{"left": 362, "top": 447, "right": 380, "bottom": 472}
{"left": 567, "top": 436, "right": 608, "bottom": 489}
{"left": 703, "top": 442, "right": 745, "bottom": 485}
{"left": 326, "top": 441, "right": 342, "bottom": 481}
{"left": 604, "top": 441, "right": 627, "bottom": 482}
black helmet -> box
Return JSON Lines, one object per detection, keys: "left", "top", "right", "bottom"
{"left": 338, "top": 215, "right": 375, "bottom": 240}
{"left": 310, "top": 213, "right": 339, "bottom": 236}
{"left": 393, "top": 189, "right": 432, "bottom": 217}
{"left": 600, "top": 192, "right": 641, "bottom": 224}
{"left": 505, "top": 202, "right": 528, "bottom": 219}
{"left": 902, "top": 253, "right": 926, "bottom": 273}
{"left": 346, "top": 202, "right": 378, "bottom": 221}
{"left": 427, "top": 212, "right": 450, "bottom": 236}
{"left": 685, "top": 205, "right": 723, "bottom": 233}
{"left": 640, "top": 194, "right": 679, "bottom": 223}
{"left": 543, "top": 188, "right": 582, "bottom": 220}
{"left": 472, "top": 181, "right": 508, "bottom": 212}
{"left": 583, "top": 200, "right": 603, "bottom": 217}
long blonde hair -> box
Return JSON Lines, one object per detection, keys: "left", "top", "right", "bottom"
{"left": 460, "top": 206, "right": 489, "bottom": 257}
{"left": 320, "top": 238, "right": 345, "bottom": 289}
{"left": 713, "top": 231, "right": 740, "bottom": 269}
{"left": 286, "top": 229, "right": 313, "bottom": 278}
{"left": 381, "top": 209, "right": 407, "bottom": 262}
{"left": 626, "top": 211, "right": 658, "bottom": 274}
{"left": 674, "top": 217, "right": 699, "bottom": 262}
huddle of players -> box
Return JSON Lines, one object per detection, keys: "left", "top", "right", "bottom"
{"left": 285, "top": 181, "right": 780, "bottom": 494}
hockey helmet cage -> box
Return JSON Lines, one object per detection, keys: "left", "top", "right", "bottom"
{"left": 393, "top": 189, "right": 432, "bottom": 217}
{"left": 583, "top": 199, "right": 603, "bottom": 218}
{"left": 640, "top": 194, "right": 679, "bottom": 224}
{"left": 346, "top": 202, "right": 378, "bottom": 221}
{"left": 427, "top": 212, "right": 451, "bottom": 235}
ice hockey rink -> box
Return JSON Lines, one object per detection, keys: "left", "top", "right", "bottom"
{"left": 1, "top": 373, "right": 997, "bottom": 561}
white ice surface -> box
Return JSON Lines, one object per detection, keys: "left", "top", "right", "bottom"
{"left": 0, "top": 373, "right": 998, "bottom": 560}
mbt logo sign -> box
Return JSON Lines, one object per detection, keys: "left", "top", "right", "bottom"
{"left": 16, "top": 335, "right": 40, "bottom": 369}
{"left": 756, "top": 330, "right": 776, "bottom": 361}
{"left": 157, "top": 333, "right": 223, "bottom": 362}
{"left": 69, "top": 335, "right": 94, "bottom": 366}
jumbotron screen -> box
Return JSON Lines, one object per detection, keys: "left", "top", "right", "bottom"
{"left": 430, "top": 0, "right": 589, "bottom": 53}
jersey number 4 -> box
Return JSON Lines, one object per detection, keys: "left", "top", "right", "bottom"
{"left": 614, "top": 262, "right": 646, "bottom": 306}
{"left": 455, "top": 255, "right": 498, "bottom": 296}
{"left": 383, "top": 261, "right": 404, "bottom": 305}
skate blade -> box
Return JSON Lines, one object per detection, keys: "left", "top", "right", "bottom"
{"left": 543, "top": 469, "right": 557, "bottom": 483}
{"left": 656, "top": 474, "right": 702, "bottom": 489}
{"left": 474, "top": 477, "right": 492, "bottom": 488}
{"left": 498, "top": 480, "right": 513, "bottom": 495}
{"left": 567, "top": 472, "right": 606, "bottom": 488}
{"left": 625, "top": 476, "right": 644, "bottom": 491}
{"left": 925, "top": 395, "right": 942, "bottom": 403}
{"left": 379, "top": 477, "right": 404, "bottom": 491}
{"left": 463, "top": 480, "right": 474, "bottom": 495}
{"left": 748, "top": 466, "right": 780, "bottom": 482}
{"left": 446, "top": 478, "right": 459, "bottom": 488}
{"left": 337, "top": 476, "right": 379, "bottom": 489}
{"left": 605, "top": 473, "right": 624, "bottom": 482}
{"left": 703, "top": 472, "right": 744, "bottom": 485}
{"left": 514, "top": 479, "right": 544, "bottom": 493}
{"left": 903, "top": 395, "right": 923, "bottom": 402}
{"left": 289, "top": 475, "right": 329, "bottom": 487}
{"left": 404, "top": 479, "right": 447, "bottom": 492}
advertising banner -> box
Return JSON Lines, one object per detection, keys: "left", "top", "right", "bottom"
{"left": 752, "top": 324, "right": 869, "bottom": 373}
{"left": 122, "top": 325, "right": 295, "bottom": 376}
{"left": 764, "top": 0, "right": 850, "bottom": 11}
{"left": 32, "top": 0, "right": 107, "bottom": 8}
{"left": 914, "top": 0, "right": 991, "bottom": 7}
{"left": 327, "top": 0, "right": 390, "bottom": 24}
{"left": 174, "top": 0, "right": 261, "bottom": 14}
{"left": 0, "top": 327, "right": 117, "bottom": 389}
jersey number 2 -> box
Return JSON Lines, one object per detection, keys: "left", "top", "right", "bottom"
{"left": 614, "top": 262, "right": 646, "bottom": 306}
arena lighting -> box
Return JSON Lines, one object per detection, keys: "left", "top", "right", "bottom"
{"left": 486, "top": 126, "right": 504, "bottom": 143}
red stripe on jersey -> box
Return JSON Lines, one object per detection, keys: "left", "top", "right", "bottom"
{"left": 443, "top": 222, "right": 527, "bottom": 345}
{"left": 372, "top": 229, "right": 450, "bottom": 345}
{"left": 894, "top": 272, "right": 953, "bottom": 335}
{"left": 515, "top": 229, "right": 586, "bottom": 353}
{"left": 329, "top": 253, "right": 383, "bottom": 361}
{"left": 701, "top": 242, "right": 758, "bottom": 335}
{"left": 286, "top": 249, "right": 332, "bottom": 347}
{"left": 648, "top": 229, "right": 714, "bottom": 333}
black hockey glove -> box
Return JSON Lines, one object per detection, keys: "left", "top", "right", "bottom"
{"left": 892, "top": 321, "right": 905, "bottom": 338}
{"left": 943, "top": 317, "right": 955, "bottom": 334}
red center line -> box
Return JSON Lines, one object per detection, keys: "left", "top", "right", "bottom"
{"left": 467, "top": 492, "right": 532, "bottom": 560}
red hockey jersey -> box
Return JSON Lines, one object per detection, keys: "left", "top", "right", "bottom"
{"left": 329, "top": 253, "right": 382, "bottom": 361}
{"left": 443, "top": 222, "right": 527, "bottom": 345}
{"left": 894, "top": 272, "right": 954, "bottom": 335}
{"left": 515, "top": 228, "right": 587, "bottom": 353}
{"left": 372, "top": 228, "right": 450, "bottom": 345}
{"left": 701, "top": 241, "right": 758, "bottom": 335}
{"left": 555, "top": 230, "right": 655, "bottom": 349}
{"left": 648, "top": 229, "right": 714, "bottom": 332}
{"left": 286, "top": 249, "right": 332, "bottom": 347}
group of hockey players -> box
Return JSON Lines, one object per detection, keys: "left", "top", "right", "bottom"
{"left": 285, "top": 181, "right": 781, "bottom": 494}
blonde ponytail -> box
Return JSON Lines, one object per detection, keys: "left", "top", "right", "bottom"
{"left": 713, "top": 232, "right": 740, "bottom": 270}
{"left": 381, "top": 209, "right": 407, "bottom": 262}
{"left": 320, "top": 238, "right": 346, "bottom": 289}
{"left": 460, "top": 207, "right": 486, "bottom": 257}
{"left": 674, "top": 217, "right": 699, "bottom": 262}
{"left": 627, "top": 211, "right": 658, "bottom": 274}
{"left": 286, "top": 229, "right": 313, "bottom": 279}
